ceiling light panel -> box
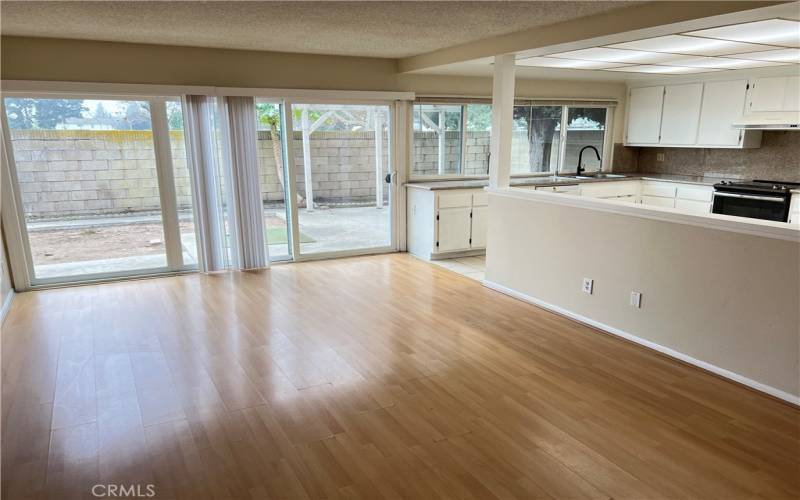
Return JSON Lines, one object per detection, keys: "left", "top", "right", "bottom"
{"left": 515, "top": 57, "right": 628, "bottom": 69}
{"left": 546, "top": 47, "right": 684, "bottom": 64}
{"left": 726, "top": 48, "right": 800, "bottom": 63}
{"left": 608, "top": 35, "right": 775, "bottom": 56}
{"left": 686, "top": 19, "right": 800, "bottom": 48}
{"left": 661, "top": 56, "right": 789, "bottom": 69}
{"left": 603, "top": 65, "right": 725, "bottom": 74}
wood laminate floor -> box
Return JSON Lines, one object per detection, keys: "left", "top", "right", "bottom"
{"left": 2, "top": 254, "right": 798, "bottom": 500}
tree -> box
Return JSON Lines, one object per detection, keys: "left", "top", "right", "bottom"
{"left": 94, "top": 102, "right": 111, "bottom": 119}
{"left": 4, "top": 98, "right": 85, "bottom": 129}
{"left": 123, "top": 102, "right": 151, "bottom": 130}
{"left": 166, "top": 101, "right": 184, "bottom": 130}
{"left": 513, "top": 106, "right": 606, "bottom": 171}
{"left": 256, "top": 103, "right": 303, "bottom": 205}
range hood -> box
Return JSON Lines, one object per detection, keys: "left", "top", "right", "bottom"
{"left": 733, "top": 111, "right": 800, "bottom": 130}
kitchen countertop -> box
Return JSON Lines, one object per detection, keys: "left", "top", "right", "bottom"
{"left": 405, "top": 172, "right": 741, "bottom": 191}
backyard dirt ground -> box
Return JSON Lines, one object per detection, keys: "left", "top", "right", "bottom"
{"left": 28, "top": 215, "right": 290, "bottom": 265}
{"left": 28, "top": 222, "right": 196, "bottom": 265}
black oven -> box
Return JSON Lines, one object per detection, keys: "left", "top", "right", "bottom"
{"left": 712, "top": 180, "right": 798, "bottom": 222}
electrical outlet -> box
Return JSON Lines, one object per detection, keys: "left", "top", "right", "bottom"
{"left": 630, "top": 291, "right": 642, "bottom": 308}
{"left": 582, "top": 278, "right": 593, "bottom": 294}
{"left": 656, "top": 153, "right": 665, "bottom": 162}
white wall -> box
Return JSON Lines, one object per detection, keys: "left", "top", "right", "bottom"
{"left": 485, "top": 193, "right": 800, "bottom": 400}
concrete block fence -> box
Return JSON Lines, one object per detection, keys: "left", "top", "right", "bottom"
{"left": 9, "top": 129, "right": 604, "bottom": 219}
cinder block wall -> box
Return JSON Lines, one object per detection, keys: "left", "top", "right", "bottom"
{"left": 10, "top": 128, "right": 604, "bottom": 219}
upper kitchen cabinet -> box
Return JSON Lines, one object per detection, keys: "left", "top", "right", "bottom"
{"left": 625, "top": 80, "right": 761, "bottom": 149}
{"left": 625, "top": 86, "right": 664, "bottom": 144}
{"left": 660, "top": 83, "right": 703, "bottom": 145}
{"left": 748, "top": 76, "right": 800, "bottom": 112}
{"left": 697, "top": 80, "right": 760, "bottom": 147}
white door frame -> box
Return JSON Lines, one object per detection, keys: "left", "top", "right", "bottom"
{"left": 283, "top": 99, "right": 400, "bottom": 261}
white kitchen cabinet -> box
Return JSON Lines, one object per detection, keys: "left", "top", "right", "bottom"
{"left": 697, "top": 80, "right": 751, "bottom": 147}
{"left": 749, "top": 76, "right": 800, "bottom": 112}
{"left": 406, "top": 186, "right": 489, "bottom": 260}
{"left": 641, "top": 195, "right": 675, "bottom": 207}
{"left": 625, "top": 86, "right": 664, "bottom": 145}
{"left": 660, "top": 83, "right": 703, "bottom": 145}
{"left": 675, "top": 198, "right": 711, "bottom": 214}
{"left": 641, "top": 181, "right": 677, "bottom": 198}
{"left": 789, "top": 194, "right": 800, "bottom": 224}
{"left": 579, "top": 181, "right": 639, "bottom": 199}
{"left": 437, "top": 207, "right": 472, "bottom": 252}
{"left": 470, "top": 206, "right": 489, "bottom": 248}
{"left": 626, "top": 80, "right": 761, "bottom": 149}
{"left": 676, "top": 185, "right": 713, "bottom": 203}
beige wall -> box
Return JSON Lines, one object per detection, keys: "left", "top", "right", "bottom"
{"left": 0, "top": 36, "right": 628, "bottom": 144}
{"left": 485, "top": 193, "right": 800, "bottom": 398}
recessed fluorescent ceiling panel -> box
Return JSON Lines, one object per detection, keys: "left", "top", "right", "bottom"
{"left": 727, "top": 48, "right": 800, "bottom": 63}
{"left": 608, "top": 35, "right": 774, "bottom": 56}
{"left": 603, "top": 65, "right": 724, "bottom": 74}
{"left": 546, "top": 47, "right": 684, "bottom": 64}
{"left": 662, "top": 56, "right": 788, "bottom": 69}
{"left": 687, "top": 19, "right": 800, "bottom": 48}
{"left": 515, "top": 57, "right": 628, "bottom": 69}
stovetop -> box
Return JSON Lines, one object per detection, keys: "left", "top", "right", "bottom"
{"left": 715, "top": 179, "right": 800, "bottom": 194}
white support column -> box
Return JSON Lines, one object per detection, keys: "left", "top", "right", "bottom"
{"left": 301, "top": 108, "right": 314, "bottom": 212}
{"left": 489, "top": 54, "right": 516, "bottom": 189}
{"left": 374, "top": 112, "right": 383, "bottom": 209}
{"left": 437, "top": 110, "right": 446, "bottom": 175}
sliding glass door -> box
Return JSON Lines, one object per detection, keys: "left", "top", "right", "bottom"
{"left": 288, "top": 103, "right": 394, "bottom": 256}
{"left": 2, "top": 96, "right": 197, "bottom": 285}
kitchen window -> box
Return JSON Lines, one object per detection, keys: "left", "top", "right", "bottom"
{"left": 411, "top": 99, "right": 613, "bottom": 179}
{"left": 411, "top": 100, "right": 492, "bottom": 178}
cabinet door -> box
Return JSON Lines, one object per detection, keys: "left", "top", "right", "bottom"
{"left": 626, "top": 86, "right": 664, "bottom": 144}
{"left": 783, "top": 76, "right": 800, "bottom": 111}
{"left": 641, "top": 195, "right": 675, "bottom": 208}
{"left": 470, "top": 206, "right": 489, "bottom": 249}
{"left": 660, "top": 83, "right": 703, "bottom": 145}
{"left": 697, "top": 80, "right": 747, "bottom": 146}
{"left": 436, "top": 207, "right": 472, "bottom": 252}
{"left": 675, "top": 199, "right": 711, "bottom": 214}
{"left": 749, "top": 77, "right": 788, "bottom": 112}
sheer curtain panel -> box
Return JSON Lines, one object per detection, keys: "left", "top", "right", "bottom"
{"left": 219, "top": 96, "right": 268, "bottom": 270}
{"left": 183, "top": 95, "right": 226, "bottom": 272}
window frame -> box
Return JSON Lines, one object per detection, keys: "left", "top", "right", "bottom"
{"left": 0, "top": 91, "right": 199, "bottom": 289}
{"left": 409, "top": 99, "right": 615, "bottom": 181}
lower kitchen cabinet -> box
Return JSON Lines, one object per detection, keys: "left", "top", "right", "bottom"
{"left": 641, "top": 195, "right": 675, "bottom": 207}
{"left": 406, "top": 186, "right": 488, "bottom": 260}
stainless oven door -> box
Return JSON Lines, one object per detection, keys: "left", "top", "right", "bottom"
{"left": 711, "top": 191, "right": 789, "bottom": 222}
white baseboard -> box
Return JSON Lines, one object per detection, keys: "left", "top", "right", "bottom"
{"left": 482, "top": 280, "right": 800, "bottom": 406}
{"left": 1, "top": 290, "right": 14, "bottom": 325}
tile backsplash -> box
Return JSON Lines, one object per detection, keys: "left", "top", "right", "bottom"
{"left": 615, "top": 131, "right": 800, "bottom": 182}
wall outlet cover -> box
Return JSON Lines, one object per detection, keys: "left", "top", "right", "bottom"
{"left": 656, "top": 153, "right": 665, "bottom": 162}
{"left": 582, "top": 278, "right": 594, "bottom": 294}
{"left": 630, "top": 291, "right": 642, "bottom": 308}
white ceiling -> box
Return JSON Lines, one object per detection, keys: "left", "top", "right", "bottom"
{"left": 0, "top": 1, "right": 636, "bottom": 59}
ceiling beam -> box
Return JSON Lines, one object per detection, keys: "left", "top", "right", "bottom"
{"left": 398, "top": 1, "right": 789, "bottom": 73}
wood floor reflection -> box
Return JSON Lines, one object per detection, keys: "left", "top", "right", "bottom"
{"left": 2, "top": 254, "right": 798, "bottom": 499}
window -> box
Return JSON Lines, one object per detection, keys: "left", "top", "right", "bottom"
{"left": 2, "top": 96, "right": 197, "bottom": 283}
{"left": 562, "top": 107, "right": 607, "bottom": 174}
{"left": 412, "top": 101, "right": 612, "bottom": 178}
{"left": 412, "top": 104, "right": 462, "bottom": 176}
{"left": 511, "top": 106, "right": 562, "bottom": 174}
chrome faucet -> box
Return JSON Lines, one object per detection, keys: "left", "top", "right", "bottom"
{"left": 576, "top": 146, "right": 601, "bottom": 176}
